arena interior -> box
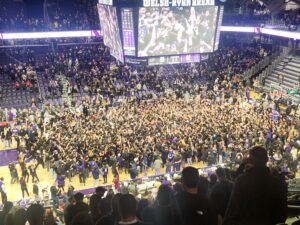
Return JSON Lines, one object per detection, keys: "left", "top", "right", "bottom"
{"left": 0, "top": 0, "right": 300, "bottom": 224}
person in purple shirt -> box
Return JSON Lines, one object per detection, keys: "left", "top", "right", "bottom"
{"left": 89, "top": 161, "right": 98, "bottom": 170}
{"left": 265, "top": 128, "right": 273, "bottom": 149}
{"left": 246, "top": 87, "right": 250, "bottom": 101}
{"left": 56, "top": 173, "right": 65, "bottom": 192}
{"left": 271, "top": 109, "right": 280, "bottom": 122}
{"left": 7, "top": 111, "right": 14, "bottom": 121}
{"left": 77, "top": 159, "right": 86, "bottom": 185}
{"left": 284, "top": 145, "right": 292, "bottom": 153}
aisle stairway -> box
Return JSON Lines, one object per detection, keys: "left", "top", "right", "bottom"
{"left": 265, "top": 56, "right": 300, "bottom": 103}
{"left": 56, "top": 74, "right": 72, "bottom": 107}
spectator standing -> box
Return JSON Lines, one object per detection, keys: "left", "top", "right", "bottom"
{"left": 92, "top": 165, "right": 100, "bottom": 187}
{"left": 223, "top": 146, "right": 287, "bottom": 225}
{"left": 0, "top": 177, "right": 7, "bottom": 204}
{"left": 176, "top": 167, "right": 217, "bottom": 225}
{"left": 113, "top": 174, "right": 120, "bottom": 193}
{"left": 13, "top": 208, "right": 27, "bottom": 225}
{"left": 20, "top": 176, "right": 30, "bottom": 198}
{"left": 116, "top": 194, "right": 148, "bottom": 225}
{"left": 29, "top": 165, "right": 40, "bottom": 183}
{"left": 50, "top": 183, "right": 59, "bottom": 210}
{"left": 56, "top": 173, "right": 66, "bottom": 192}
{"left": 65, "top": 192, "right": 89, "bottom": 225}
{"left": 95, "top": 198, "right": 112, "bottom": 225}
{"left": 153, "top": 157, "right": 162, "bottom": 175}
{"left": 33, "top": 181, "right": 40, "bottom": 201}
{"left": 142, "top": 185, "right": 182, "bottom": 225}
{"left": 96, "top": 193, "right": 122, "bottom": 225}
{"left": 0, "top": 202, "right": 13, "bottom": 225}
{"left": 102, "top": 165, "right": 108, "bottom": 184}
{"left": 89, "top": 186, "right": 106, "bottom": 223}
{"left": 210, "top": 168, "right": 233, "bottom": 225}
{"left": 26, "top": 204, "right": 44, "bottom": 225}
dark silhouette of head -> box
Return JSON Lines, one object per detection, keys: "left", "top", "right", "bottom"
{"left": 74, "top": 192, "right": 84, "bottom": 203}
{"left": 2, "top": 202, "right": 13, "bottom": 215}
{"left": 181, "top": 167, "right": 199, "bottom": 191}
{"left": 98, "top": 198, "right": 111, "bottom": 216}
{"left": 95, "top": 186, "right": 106, "bottom": 196}
{"left": 26, "top": 204, "right": 44, "bottom": 225}
{"left": 71, "top": 212, "right": 93, "bottom": 225}
{"left": 157, "top": 185, "right": 172, "bottom": 206}
{"left": 249, "top": 146, "right": 268, "bottom": 166}
{"left": 216, "top": 167, "right": 226, "bottom": 180}
{"left": 118, "top": 194, "right": 137, "bottom": 220}
{"left": 14, "top": 208, "right": 27, "bottom": 225}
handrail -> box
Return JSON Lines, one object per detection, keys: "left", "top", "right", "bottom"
{"left": 238, "top": 55, "right": 273, "bottom": 81}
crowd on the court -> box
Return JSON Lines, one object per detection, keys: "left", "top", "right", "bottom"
{"left": 2, "top": 48, "right": 299, "bottom": 208}
{"left": 0, "top": 39, "right": 298, "bottom": 206}
{"left": 0, "top": 149, "right": 289, "bottom": 225}
{"left": 0, "top": 43, "right": 299, "bottom": 225}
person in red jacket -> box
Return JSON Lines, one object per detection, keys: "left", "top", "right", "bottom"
{"left": 113, "top": 173, "right": 120, "bottom": 192}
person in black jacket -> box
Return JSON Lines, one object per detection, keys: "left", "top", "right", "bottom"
{"left": 176, "top": 167, "right": 217, "bottom": 225}
{"left": 65, "top": 192, "right": 89, "bottom": 225}
{"left": 142, "top": 185, "right": 182, "bottom": 225}
{"left": 20, "top": 176, "right": 29, "bottom": 198}
{"left": 116, "top": 194, "right": 149, "bottom": 225}
{"left": 89, "top": 186, "right": 106, "bottom": 223}
{"left": 210, "top": 168, "right": 233, "bottom": 224}
{"left": 223, "top": 146, "right": 287, "bottom": 225}
{"left": 29, "top": 165, "right": 39, "bottom": 183}
{"left": 96, "top": 193, "right": 121, "bottom": 225}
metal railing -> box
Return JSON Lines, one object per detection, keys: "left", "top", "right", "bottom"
{"left": 239, "top": 55, "right": 272, "bottom": 81}
{"left": 257, "top": 46, "right": 292, "bottom": 86}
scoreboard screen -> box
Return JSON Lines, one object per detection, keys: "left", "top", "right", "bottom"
{"left": 138, "top": 6, "right": 218, "bottom": 57}
{"left": 148, "top": 54, "right": 200, "bottom": 65}
{"left": 121, "top": 8, "right": 136, "bottom": 56}
{"left": 97, "top": 4, "right": 124, "bottom": 62}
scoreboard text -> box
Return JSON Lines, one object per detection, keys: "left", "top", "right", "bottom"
{"left": 143, "top": 0, "right": 215, "bottom": 7}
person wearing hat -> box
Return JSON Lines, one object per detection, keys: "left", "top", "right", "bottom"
{"left": 223, "top": 146, "right": 287, "bottom": 225}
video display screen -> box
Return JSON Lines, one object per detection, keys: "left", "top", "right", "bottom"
{"left": 148, "top": 54, "right": 200, "bottom": 65}
{"left": 138, "top": 6, "right": 218, "bottom": 57}
{"left": 97, "top": 4, "right": 124, "bottom": 62}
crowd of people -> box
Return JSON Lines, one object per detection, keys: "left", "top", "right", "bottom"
{"left": 0, "top": 146, "right": 289, "bottom": 225}
{"left": 222, "top": 0, "right": 300, "bottom": 31}
{"left": 0, "top": 38, "right": 270, "bottom": 104}
{"left": 0, "top": 39, "right": 298, "bottom": 197}
{"left": 0, "top": 43, "right": 299, "bottom": 206}
{"left": 0, "top": 0, "right": 99, "bottom": 32}
{"left": 0, "top": 0, "right": 299, "bottom": 224}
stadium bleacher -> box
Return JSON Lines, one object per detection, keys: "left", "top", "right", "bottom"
{"left": 0, "top": 0, "right": 300, "bottom": 225}
{"left": 265, "top": 56, "right": 300, "bottom": 102}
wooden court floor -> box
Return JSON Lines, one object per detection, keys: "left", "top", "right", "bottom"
{"left": 0, "top": 160, "right": 206, "bottom": 202}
